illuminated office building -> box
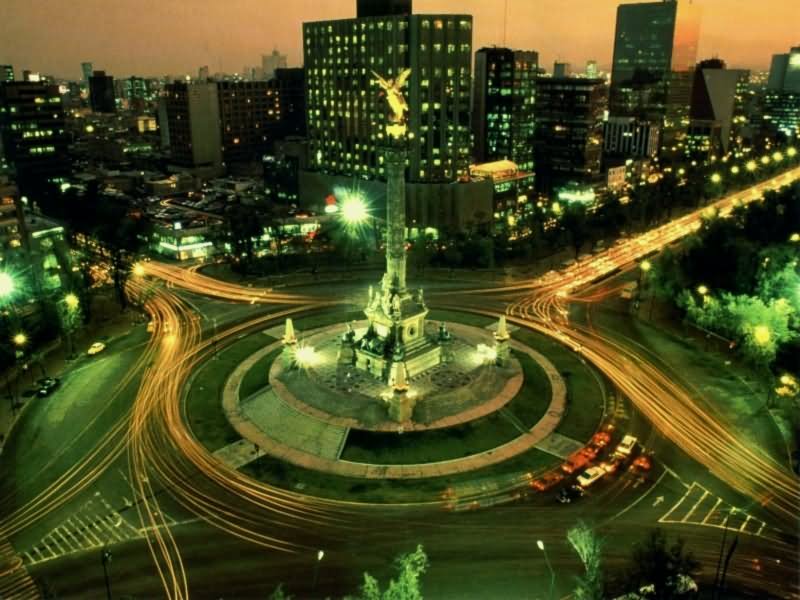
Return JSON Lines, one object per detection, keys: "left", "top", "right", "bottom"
{"left": 1, "top": 65, "right": 13, "bottom": 83}
{"left": 217, "top": 81, "right": 281, "bottom": 164}
{"left": 609, "top": 0, "right": 701, "bottom": 148}
{"left": 161, "top": 82, "right": 222, "bottom": 170}
{"left": 534, "top": 76, "right": 606, "bottom": 193}
{"left": 0, "top": 81, "right": 70, "bottom": 191}
{"left": 472, "top": 47, "right": 538, "bottom": 172}
{"left": 303, "top": 2, "right": 473, "bottom": 183}
{"left": 763, "top": 46, "right": 800, "bottom": 139}
{"left": 81, "top": 62, "right": 93, "bottom": 83}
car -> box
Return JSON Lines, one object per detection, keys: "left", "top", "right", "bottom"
{"left": 591, "top": 431, "right": 611, "bottom": 448}
{"left": 37, "top": 377, "right": 60, "bottom": 397}
{"left": 556, "top": 485, "right": 585, "bottom": 504}
{"left": 531, "top": 471, "right": 564, "bottom": 492}
{"left": 576, "top": 466, "right": 608, "bottom": 488}
{"left": 613, "top": 435, "right": 638, "bottom": 458}
{"left": 631, "top": 455, "right": 652, "bottom": 471}
{"left": 87, "top": 342, "right": 106, "bottom": 356}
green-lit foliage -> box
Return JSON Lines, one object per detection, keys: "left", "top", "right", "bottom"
{"left": 350, "top": 545, "right": 429, "bottom": 600}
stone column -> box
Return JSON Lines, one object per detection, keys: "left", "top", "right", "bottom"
{"left": 384, "top": 145, "right": 407, "bottom": 295}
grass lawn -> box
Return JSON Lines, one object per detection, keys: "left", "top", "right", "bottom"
{"left": 504, "top": 350, "right": 551, "bottom": 428}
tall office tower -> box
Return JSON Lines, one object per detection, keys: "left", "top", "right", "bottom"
{"left": 81, "top": 62, "right": 93, "bottom": 83}
{"left": 217, "top": 81, "right": 281, "bottom": 164}
{"left": 304, "top": 4, "right": 473, "bottom": 183}
{"left": 198, "top": 65, "right": 210, "bottom": 81}
{"left": 553, "top": 62, "right": 571, "bottom": 78}
{"left": 533, "top": 76, "right": 607, "bottom": 193}
{"left": 161, "top": 82, "right": 222, "bottom": 169}
{"left": 472, "top": 47, "right": 538, "bottom": 171}
{"left": 603, "top": 116, "right": 660, "bottom": 159}
{"left": 262, "top": 49, "right": 288, "bottom": 81}
{"left": 0, "top": 82, "right": 71, "bottom": 191}
{"left": 763, "top": 46, "right": 800, "bottom": 139}
{"left": 89, "top": 70, "right": 116, "bottom": 113}
{"left": 271, "top": 67, "right": 306, "bottom": 138}
{"left": 122, "top": 76, "right": 151, "bottom": 112}
{"left": 585, "top": 60, "right": 598, "bottom": 79}
{"left": 685, "top": 58, "right": 744, "bottom": 157}
{"left": 609, "top": 0, "right": 701, "bottom": 149}
{"left": 1, "top": 65, "right": 13, "bottom": 82}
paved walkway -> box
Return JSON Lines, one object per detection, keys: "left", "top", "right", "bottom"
{"left": 220, "top": 323, "right": 570, "bottom": 480}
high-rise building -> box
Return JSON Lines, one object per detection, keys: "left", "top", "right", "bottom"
{"left": 262, "top": 50, "right": 288, "bottom": 81}
{"left": 81, "top": 62, "right": 93, "bottom": 83}
{"left": 603, "top": 116, "right": 660, "bottom": 159}
{"left": 121, "top": 76, "right": 152, "bottom": 112}
{"left": 763, "top": 46, "right": 800, "bottom": 140}
{"left": 767, "top": 46, "right": 800, "bottom": 93}
{"left": 303, "top": 8, "right": 473, "bottom": 183}
{"left": 686, "top": 58, "right": 744, "bottom": 157}
{"left": 472, "top": 47, "right": 538, "bottom": 171}
{"left": 217, "top": 81, "right": 281, "bottom": 164}
{"left": 271, "top": 67, "right": 306, "bottom": 138}
{"left": 534, "top": 76, "right": 607, "bottom": 193}
{"left": 553, "top": 62, "right": 571, "bottom": 78}
{"left": 1, "top": 65, "right": 13, "bottom": 82}
{"left": 609, "top": 0, "right": 701, "bottom": 148}
{"left": 89, "top": 70, "right": 116, "bottom": 113}
{"left": 0, "top": 82, "right": 71, "bottom": 190}
{"left": 585, "top": 60, "right": 598, "bottom": 79}
{"left": 357, "top": 0, "right": 412, "bottom": 18}
{"left": 198, "top": 65, "right": 210, "bottom": 81}
{"left": 161, "top": 81, "right": 222, "bottom": 169}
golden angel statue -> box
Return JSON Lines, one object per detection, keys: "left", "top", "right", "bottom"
{"left": 372, "top": 68, "right": 412, "bottom": 128}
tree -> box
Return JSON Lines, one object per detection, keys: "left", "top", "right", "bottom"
{"left": 567, "top": 521, "right": 603, "bottom": 600}
{"left": 561, "top": 203, "right": 589, "bottom": 258}
{"left": 350, "top": 545, "right": 428, "bottom": 600}
{"left": 228, "top": 204, "right": 264, "bottom": 273}
{"left": 626, "top": 529, "right": 700, "bottom": 599}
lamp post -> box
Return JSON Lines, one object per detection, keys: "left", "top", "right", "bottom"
{"left": 62, "top": 293, "right": 80, "bottom": 359}
{"left": 101, "top": 546, "right": 113, "bottom": 600}
{"left": 312, "top": 549, "right": 325, "bottom": 592}
{"left": 11, "top": 332, "right": 27, "bottom": 416}
{"left": 537, "top": 540, "right": 555, "bottom": 600}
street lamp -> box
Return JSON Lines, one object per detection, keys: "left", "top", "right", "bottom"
{"left": 745, "top": 160, "right": 757, "bottom": 172}
{"left": 753, "top": 325, "right": 770, "bottom": 346}
{"left": 790, "top": 233, "right": 800, "bottom": 243}
{"left": 710, "top": 173, "right": 722, "bottom": 184}
{"left": 101, "top": 547, "right": 113, "bottom": 600}
{"left": 13, "top": 332, "right": 27, "bottom": 347}
{"left": 730, "top": 165, "right": 740, "bottom": 175}
{"left": 537, "top": 540, "right": 555, "bottom": 600}
{"left": 787, "top": 147, "right": 797, "bottom": 158}
{"left": 64, "top": 293, "right": 80, "bottom": 310}
{"left": 340, "top": 193, "right": 369, "bottom": 226}
{"left": 312, "top": 549, "right": 325, "bottom": 592}
{"left": 132, "top": 263, "right": 145, "bottom": 277}
{"left": 697, "top": 284, "right": 709, "bottom": 296}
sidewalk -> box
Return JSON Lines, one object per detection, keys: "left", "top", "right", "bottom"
{"left": 0, "top": 296, "right": 140, "bottom": 457}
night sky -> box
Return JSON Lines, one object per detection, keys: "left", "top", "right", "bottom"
{"left": 1, "top": 0, "right": 797, "bottom": 78}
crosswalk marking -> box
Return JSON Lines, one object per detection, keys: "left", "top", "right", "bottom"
{"left": 21, "top": 489, "right": 181, "bottom": 567}
{"left": 659, "top": 481, "right": 776, "bottom": 540}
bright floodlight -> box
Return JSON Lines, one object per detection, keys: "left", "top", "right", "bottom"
{"left": 536, "top": 540, "right": 545, "bottom": 551}
{"left": 64, "top": 293, "right": 80, "bottom": 309}
{"left": 294, "top": 345, "right": 318, "bottom": 368}
{"left": 790, "top": 233, "right": 800, "bottom": 243}
{"left": 0, "top": 272, "right": 14, "bottom": 297}
{"left": 640, "top": 260, "right": 652, "bottom": 272}
{"left": 746, "top": 160, "right": 757, "bottom": 172}
{"left": 341, "top": 193, "right": 368, "bottom": 225}
{"left": 753, "top": 325, "right": 770, "bottom": 345}
{"left": 133, "top": 263, "right": 146, "bottom": 277}
{"left": 710, "top": 173, "right": 722, "bottom": 184}
{"left": 697, "top": 285, "right": 709, "bottom": 296}
{"left": 13, "top": 332, "right": 27, "bottom": 346}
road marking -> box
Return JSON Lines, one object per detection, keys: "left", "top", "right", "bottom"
{"left": 739, "top": 514, "right": 752, "bottom": 532}
{"left": 702, "top": 498, "right": 722, "bottom": 524}
{"left": 681, "top": 490, "right": 709, "bottom": 522}
{"left": 609, "top": 469, "right": 667, "bottom": 521}
{"left": 44, "top": 533, "right": 65, "bottom": 555}
{"left": 659, "top": 481, "right": 694, "bottom": 522}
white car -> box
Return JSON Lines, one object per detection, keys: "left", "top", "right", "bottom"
{"left": 87, "top": 342, "right": 106, "bottom": 356}
{"left": 577, "top": 466, "right": 607, "bottom": 488}
{"left": 613, "top": 435, "right": 638, "bottom": 458}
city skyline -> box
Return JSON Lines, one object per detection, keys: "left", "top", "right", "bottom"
{"left": 1, "top": 0, "right": 798, "bottom": 79}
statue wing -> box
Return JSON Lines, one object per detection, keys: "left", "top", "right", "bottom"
{"left": 372, "top": 70, "right": 390, "bottom": 90}
{"left": 395, "top": 68, "right": 412, "bottom": 89}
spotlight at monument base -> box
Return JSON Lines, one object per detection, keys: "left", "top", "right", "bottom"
{"left": 476, "top": 343, "right": 497, "bottom": 364}
{"left": 340, "top": 193, "right": 369, "bottom": 225}
{"left": 294, "top": 345, "right": 319, "bottom": 368}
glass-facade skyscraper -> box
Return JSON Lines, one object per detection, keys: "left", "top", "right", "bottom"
{"left": 303, "top": 5, "right": 473, "bottom": 184}
{"left": 472, "top": 47, "right": 538, "bottom": 172}
{"left": 609, "top": 0, "right": 700, "bottom": 148}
